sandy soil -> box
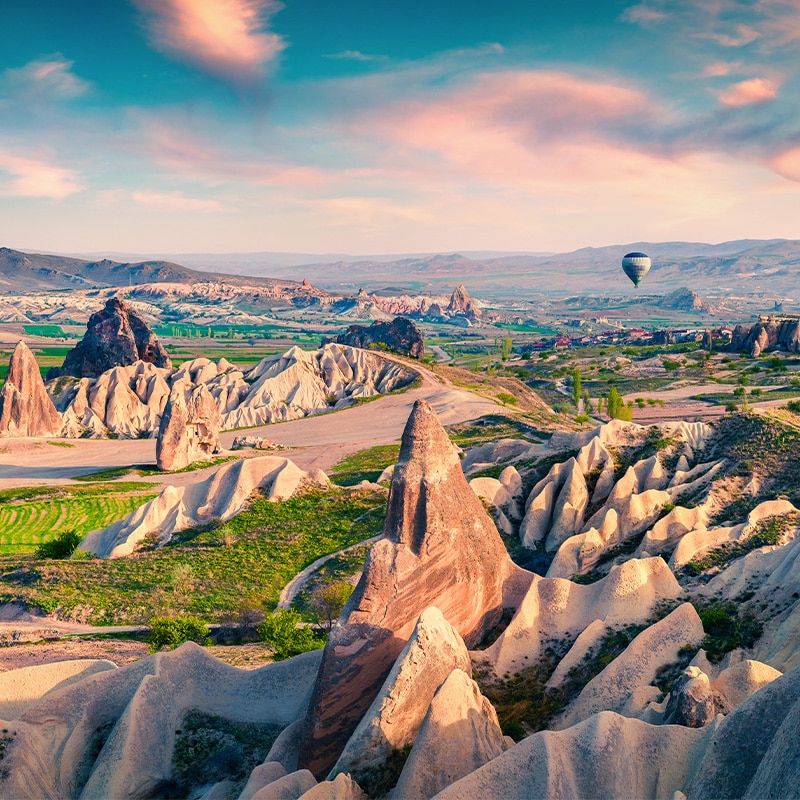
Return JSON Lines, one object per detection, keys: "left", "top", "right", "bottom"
{"left": 0, "top": 639, "right": 149, "bottom": 671}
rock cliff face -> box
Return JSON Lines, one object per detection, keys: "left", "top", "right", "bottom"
{"left": 156, "top": 383, "right": 221, "bottom": 471}
{"left": 0, "top": 341, "right": 62, "bottom": 437}
{"left": 297, "top": 399, "right": 528, "bottom": 778}
{"left": 729, "top": 317, "right": 800, "bottom": 356}
{"left": 324, "top": 317, "right": 424, "bottom": 359}
{"left": 57, "top": 296, "right": 171, "bottom": 377}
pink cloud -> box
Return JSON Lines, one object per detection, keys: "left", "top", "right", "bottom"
{"left": 132, "top": 0, "right": 285, "bottom": 81}
{"left": 770, "top": 145, "right": 800, "bottom": 181}
{"left": 702, "top": 60, "right": 741, "bottom": 77}
{"left": 718, "top": 77, "right": 778, "bottom": 106}
{"left": 0, "top": 148, "right": 82, "bottom": 199}
{"left": 131, "top": 190, "right": 226, "bottom": 211}
{"left": 695, "top": 24, "right": 761, "bottom": 46}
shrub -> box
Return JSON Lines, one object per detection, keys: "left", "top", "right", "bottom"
{"left": 310, "top": 581, "right": 353, "bottom": 632}
{"left": 497, "top": 392, "right": 518, "bottom": 406}
{"left": 696, "top": 600, "right": 763, "bottom": 662}
{"left": 149, "top": 614, "right": 211, "bottom": 652}
{"left": 258, "top": 609, "right": 324, "bottom": 660}
{"left": 36, "top": 529, "right": 82, "bottom": 559}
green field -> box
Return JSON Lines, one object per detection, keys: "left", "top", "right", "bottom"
{"left": 22, "top": 324, "right": 67, "bottom": 338}
{"left": 0, "top": 487, "right": 386, "bottom": 623}
{"left": 0, "top": 484, "right": 158, "bottom": 555}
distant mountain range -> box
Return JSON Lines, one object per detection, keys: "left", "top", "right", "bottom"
{"left": 6, "top": 239, "right": 800, "bottom": 298}
{"left": 0, "top": 248, "right": 307, "bottom": 292}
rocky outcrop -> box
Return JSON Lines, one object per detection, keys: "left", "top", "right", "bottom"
{"left": 0, "top": 644, "right": 323, "bottom": 800}
{"left": 324, "top": 317, "right": 424, "bottom": 359}
{"left": 392, "top": 669, "right": 506, "bottom": 799}
{"left": 556, "top": 603, "right": 705, "bottom": 729}
{"left": 663, "top": 666, "right": 716, "bottom": 728}
{"left": 447, "top": 284, "right": 480, "bottom": 319}
{"left": 659, "top": 287, "right": 711, "bottom": 313}
{"left": 57, "top": 296, "right": 171, "bottom": 377}
{"left": 51, "top": 344, "right": 417, "bottom": 438}
{"left": 0, "top": 341, "right": 63, "bottom": 436}
{"left": 297, "top": 400, "right": 528, "bottom": 778}
{"left": 81, "top": 456, "right": 329, "bottom": 557}
{"left": 729, "top": 317, "right": 800, "bottom": 356}
{"left": 330, "top": 607, "right": 471, "bottom": 781}
{"left": 485, "top": 557, "right": 683, "bottom": 676}
{"left": 156, "top": 383, "right": 221, "bottom": 471}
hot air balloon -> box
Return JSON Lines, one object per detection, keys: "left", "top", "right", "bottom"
{"left": 621, "top": 252, "right": 651, "bottom": 287}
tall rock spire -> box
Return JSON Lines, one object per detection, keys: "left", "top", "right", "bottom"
{"left": 0, "top": 341, "right": 62, "bottom": 436}
{"left": 297, "top": 399, "right": 529, "bottom": 778}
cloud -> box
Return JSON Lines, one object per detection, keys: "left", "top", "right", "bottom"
{"left": 131, "top": 190, "right": 227, "bottom": 211}
{"left": 695, "top": 24, "right": 761, "bottom": 47}
{"left": 325, "top": 50, "right": 385, "bottom": 62}
{"left": 718, "top": 76, "right": 779, "bottom": 106}
{"left": 132, "top": 0, "right": 285, "bottom": 82}
{"left": 702, "top": 61, "right": 742, "bottom": 77}
{"left": 0, "top": 56, "right": 90, "bottom": 103}
{"left": 769, "top": 144, "right": 800, "bottom": 180}
{"left": 621, "top": 4, "right": 669, "bottom": 25}
{"left": 0, "top": 148, "right": 82, "bottom": 199}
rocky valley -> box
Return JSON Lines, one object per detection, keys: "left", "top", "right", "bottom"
{"left": 1, "top": 249, "right": 800, "bottom": 800}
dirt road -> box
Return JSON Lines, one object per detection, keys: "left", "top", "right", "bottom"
{"left": 0, "top": 361, "right": 499, "bottom": 486}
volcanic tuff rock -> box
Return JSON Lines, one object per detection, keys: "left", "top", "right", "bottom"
{"left": 663, "top": 666, "right": 716, "bottom": 728}
{"left": 392, "top": 668, "right": 506, "bottom": 799}
{"left": 729, "top": 316, "right": 800, "bottom": 356}
{"left": 0, "top": 644, "right": 323, "bottom": 800}
{"left": 82, "top": 456, "right": 328, "bottom": 557}
{"left": 447, "top": 283, "right": 481, "bottom": 319}
{"left": 330, "top": 607, "right": 472, "bottom": 781}
{"left": 156, "top": 382, "right": 222, "bottom": 471}
{"left": 324, "top": 317, "right": 425, "bottom": 359}
{"left": 57, "top": 296, "right": 171, "bottom": 378}
{"left": 0, "top": 341, "right": 63, "bottom": 436}
{"left": 297, "top": 399, "right": 529, "bottom": 778}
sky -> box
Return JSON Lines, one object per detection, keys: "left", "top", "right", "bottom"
{"left": 1, "top": 0, "right": 800, "bottom": 256}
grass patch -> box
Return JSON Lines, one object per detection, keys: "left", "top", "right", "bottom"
{"left": 330, "top": 444, "right": 400, "bottom": 486}
{"left": 683, "top": 514, "right": 796, "bottom": 576}
{"left": 446, "top": 414, "right": 544, "bottom": 448}
{"left": 169, "top": 710, "right": 284, "bottom": 799}
{"left": 0, "top": 487, "right": 386, "bottom": 624}
{"left": 695, "top": 599, "right": 763, "bottom": 662}
{"left": 0, "top": 483, "right": 158, "bottom": 554}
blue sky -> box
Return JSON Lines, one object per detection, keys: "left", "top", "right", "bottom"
{"left": 1, "top": 0, "right": 800, "bottom": 255}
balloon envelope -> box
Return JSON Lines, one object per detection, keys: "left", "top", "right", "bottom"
{"left": 621, "top": 252, "right": 651, "bottom": 286}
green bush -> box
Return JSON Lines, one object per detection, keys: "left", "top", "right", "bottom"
{"left": 258, "top": 609, "right": 324, "bottom": 660}
{"left": 35, "top": 529, "right": 82, "bottom": 559}
{"left": 149, "top": 614, "right": 211, "bottom": 652}
{"left": 696, "top": 600, "right": 762, "bottom": 662}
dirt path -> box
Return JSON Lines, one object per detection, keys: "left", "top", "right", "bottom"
{"left": 276, "top": 533, "right": 383, "bottom": 610}
{"left": 0, "top": 359, "right": 499, "bottom": 485}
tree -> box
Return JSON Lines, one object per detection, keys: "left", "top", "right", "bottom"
{"left": 310, "top": 581, "right": 353, "bottom": 632}
{"left": 36, "top": 529, "right": 82, "bottom": 559}
{"left": 258, "top": 609, "right": 323, "bottom": 661}
{"left": 148, "top": 615, "right": 210, "bottom": 653}
{"left": 606, "top": 385, "right": 632, "bottom": 421}
{"left": 501, "top": 336, "right": 512, "bottom": 361}
{"left": 572, "top": 368, "right": 582, "bottom": 407}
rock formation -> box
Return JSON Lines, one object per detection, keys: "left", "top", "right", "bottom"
{"left": 330, "top": 607, "right": 472, "bottom": 782}
{"left": 296, "top": 399, "right": 529, "bottom": 778}
{"left": 49, "top": 344, "right": 417, "bottom": 438}
{"left": 663, "top": 666, "right": 716, "bottom": 728}
{"left": 392, "top": 668, "right": 506, "bottom": 799}
{"left": 56, "top": 296, "right": 171, "bottom": 378}
{"left": 156, "top": 382, "right": 222, "bottom": 471}
{"left": 729, "top": 316, "right": 800, "bottom": 356}
{"left": 0, "top": 341, "right": 63, "bottom": 436}
{"left": 0, "top": 644, "right": 323, "bottom": 800}
{"left": 447, "top": 283, "right": 481, "bottom": 319}
{"left": 82, "top": 456, "right": 329, "bottom": 558}
{"left": 323, "top": 317, "right": 425, "bottom": 359}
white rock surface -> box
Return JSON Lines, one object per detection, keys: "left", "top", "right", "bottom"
{"left": 393, "top": 669, "right": 507, "bottom": 800}
{"left": 81, "top": 456, "right": 329, "bottom": 557}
